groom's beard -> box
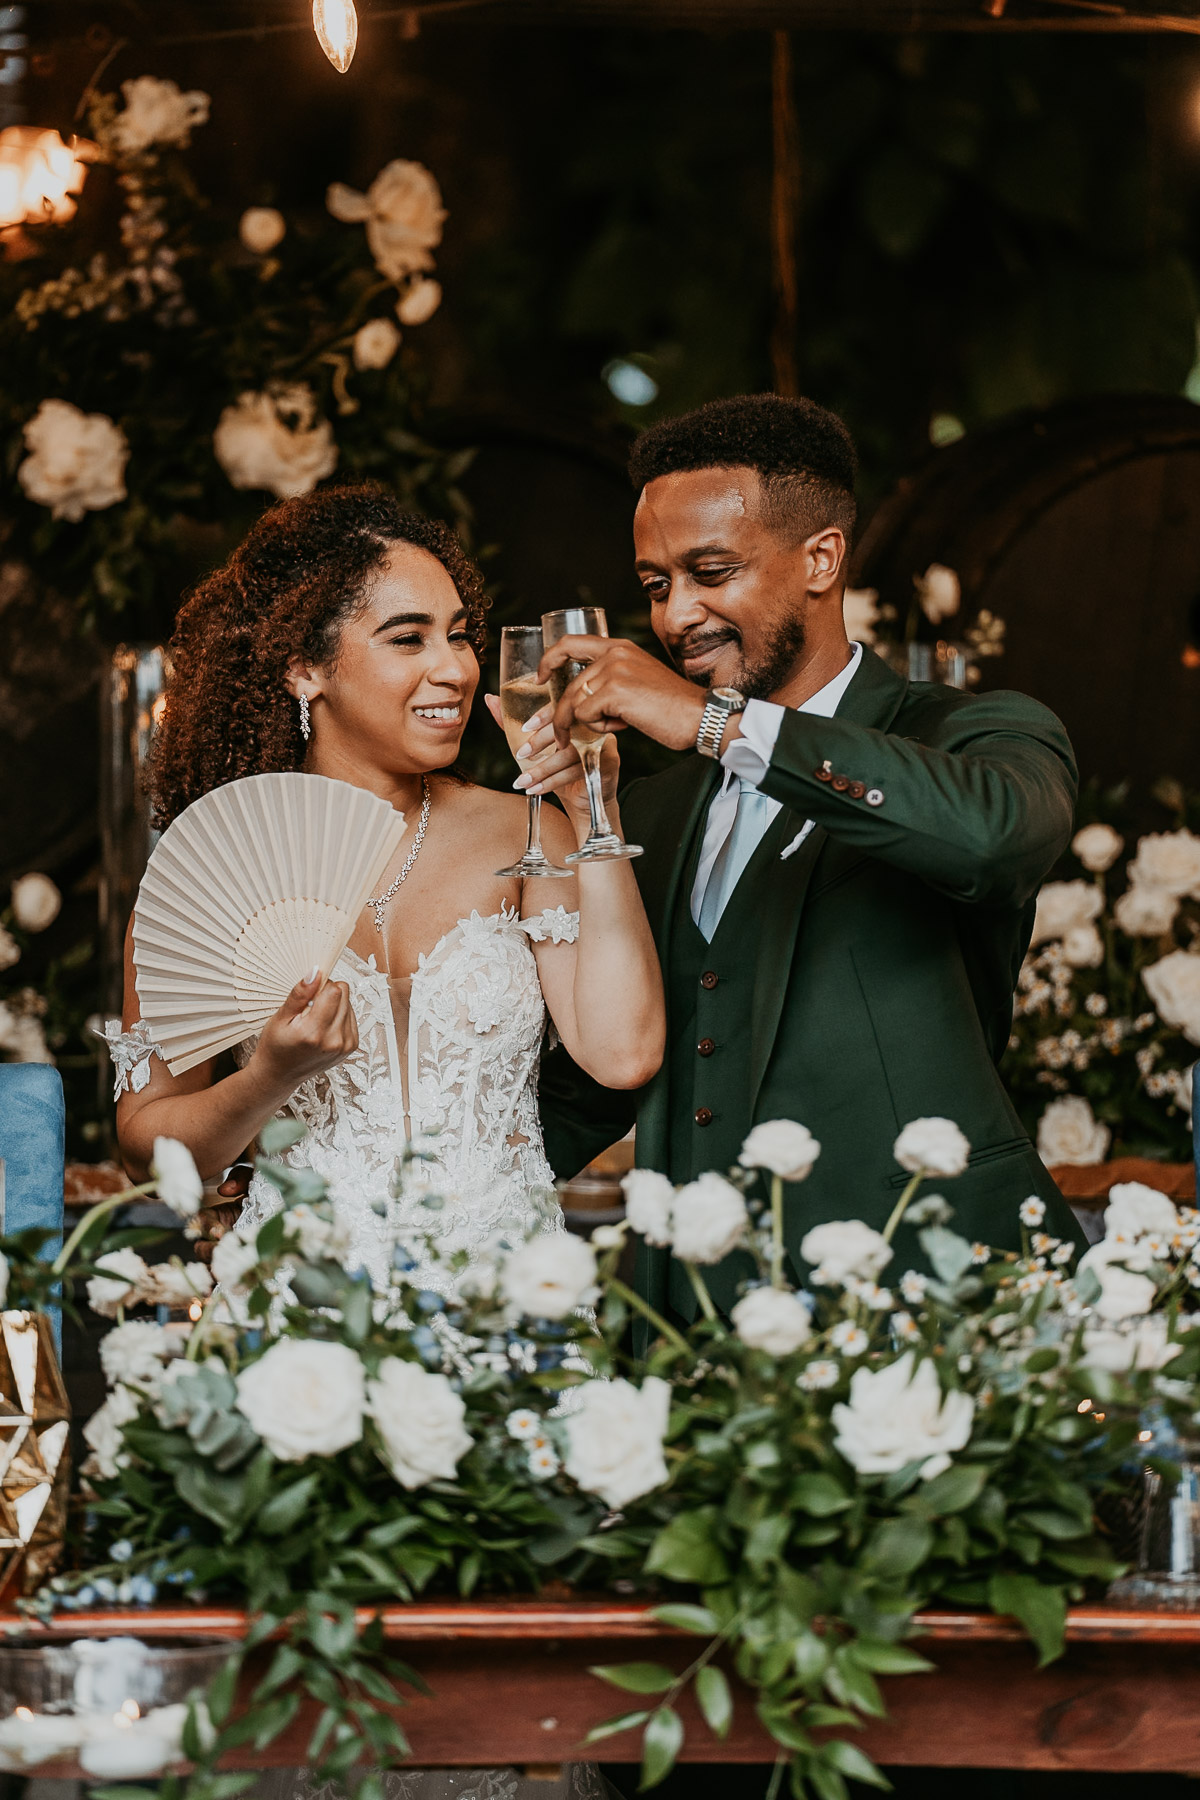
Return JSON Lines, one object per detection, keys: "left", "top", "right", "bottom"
{"left": 672, "top": 611, "right": 807, "bottom": 702}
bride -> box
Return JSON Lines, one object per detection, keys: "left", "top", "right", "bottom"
{"left": 110, "top": 482, "right": 663, "bottom": 1800}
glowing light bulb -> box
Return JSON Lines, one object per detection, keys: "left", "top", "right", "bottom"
{"left": 120, "top": 1700, "right": 140, "bottom": 1722}
{"left": 14, "top": 1708, "right": 34, "bottom": 1722}
{"left": 0, "top": 126, "right": 95, "bottom": 230}
{"left": 313, "top": 0, "right": 358, "bottom": 72}
{"left": 188, "top": 1298, "right": 203, "bottom": 1322}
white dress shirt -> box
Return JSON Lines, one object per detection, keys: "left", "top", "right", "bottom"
{"left": 689, "top": 642, "right": 863, "bottom": 928}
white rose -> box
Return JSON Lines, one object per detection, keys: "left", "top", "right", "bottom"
{"left": 562, "top": 1376, "right": 670, "bottom": 1510}
{"left": 82, "top": 1384, "right": 141, "bottom": 1480}
{"left": 501, "top": 1233, "right": 598, "bottom": 1320}
{"left": 1081, "top": 1314, "right": 1181, "bottom": 1374}
{"left": 1030, "top": 879, "right": 1103, "bottom": 947}
{"left": 914, "top": 563, "right": 960, "bottom": 624}
{"left": 1103, "top": 1181, "right": 1180, "bottom": 1241}
{"left": 1072, "top": 823, "right": 1124, "bottom": 874}
{"left": 10, "top": 873, "right": 60, "bottom": 932}
{"left": 621, "top": 1169, "right": 675, "bottom": 1247}
{"left": 239, "top": 206, "right": 285, "bottom": 254}
{"left": 731, "top": 1286, "right": 813, "bottom": 1357}
{"left": 352, "top": 316, "right": 402, "bottom": 370}
{"left": 832, "top": 1352, "right": 974, "bottom": 1476}
{"left": 327, "top": 159, "right": 446, "bottom": 283}
{"left": 367, "top": 1357, "right": 473, "bottom": 1490}
{"left": 397, "top": 276, "right": 442, "bottom": 325}
{"left": 151, "top": 1137, "right": 203, "bottom": 1218}
{"left": 1142, "top": 951, "right": 1200, "bottom": 1047}
{"left": 1061, "top": 923, "right": 1104, "bottom": 969}
{"left": 893, "top": 1116, "right": 971, "bottom": 1177}
{"left": 0, "top": 929, "right": 18, "bottom": 972}
{"left": 1036, "top": 1095, "right": 1110, "bottom": 1168}
{"left": 843, "top": 587, "right": 879, "bottom": 646}
{"left": 18, "top": 399, "right": 129, "bottom": 522}
{"left": 213, "top": 384, "right": 337, "bottom": 500}
{"left": 109, "top": 76, "right": 210, "bottom": 154}
{"left": 0, "top": 1008, "right": 51, "bottom": 1063}
{"left": 235, "top": 1340, "right": 365, "bottom": 1460}
{"left": 144, "top": 1260, "right": 212, "bottom": 1308}
{"left": 99, "top": 1320, "right": 171, "bottom": 1389}
{"left": 210, "top": 1228, "right": 262, "bottom": 1294}
{"left": 670, "top": 1172, "right": 749, "bottom": 1265}
{"left": 800, "top": 1218, "right": 892, "bottom": 1283}
{"left": 1127, "top": 830, "right": 1200, "bottom": 900}
{"left": 738, "top": 1120, "right": 821, "bottom": 1181}
{"left": 86, "top": 1248, "right": 153, "bottom": 1318}
{"left": 1083, "top": 1254, "right": 1157, "bottom": 1322}
{"left": 1114, "top": 883, "right": 1178, "bottom": 938}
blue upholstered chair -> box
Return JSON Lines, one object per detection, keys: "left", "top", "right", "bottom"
{"left": 0, "top": 1061, "right": 65, "bottom": 1275}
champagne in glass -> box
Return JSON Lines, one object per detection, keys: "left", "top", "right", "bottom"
{"left": 541, "top": 605, "right": 642, "bottom": 865}
{"left": 494, "top": 626, "right": 572, "bottom": 881}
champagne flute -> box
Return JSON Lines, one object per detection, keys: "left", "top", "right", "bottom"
{"left": 494, "top": 626, "right": 572, "bottom": 880}
{"left": 541, "top": 605, "right": 642, "bottom": 865}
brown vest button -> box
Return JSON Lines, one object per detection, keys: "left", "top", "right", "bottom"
{"left": 694, "top": 1106, "right": 713, "bottom": 1126}
{"left": 697, "top": 1038, "right": 715, "bottom": 1056}
{"left": 831, "top": 775, "right": 850, "bottom": 792}
{"left": 700, "top": 970, "right": 718, "bottom": 990}
{"left": 848, "top": 781, "right": 865, "bottom": 799}
{"left": 814, "top": 767, "right": 833, "bottom": 782}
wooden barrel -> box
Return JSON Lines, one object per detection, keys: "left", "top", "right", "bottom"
{"left": 851, "top": 394, "right": 1200, "bottom": 788}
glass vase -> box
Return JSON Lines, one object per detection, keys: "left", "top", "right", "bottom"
{"left": 1109, "top": 1431, "right": 1200, "bottom": 1609}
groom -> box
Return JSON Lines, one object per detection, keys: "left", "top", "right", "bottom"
{"left": 536, "top": 392, "right": 1084, "bottom": 1321}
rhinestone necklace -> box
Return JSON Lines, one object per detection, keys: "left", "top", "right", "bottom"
{"left": 367, "top": 777, "right": 431, "bottom": 933}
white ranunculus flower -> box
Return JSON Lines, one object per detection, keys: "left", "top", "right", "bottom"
{"left": 843, "top": 587, "right": 879, "bottom": 646}
{"left": 10, "top": 873, "right": 60, "bottom": 932}
{"left": 1072, "top": 823, "right": 1124, "bottom": 873}
{"left": 397, "top": 276, "right": 442, "bottom": 325}
{"left": 893, "top": 1116, "right": 971, "bottom": 1178}
{"left": 1030, "top": 879, "right": 1103, "bottom": 947}
{"left": 109, "top": 76, "right": 210, "bottom": 154}
{"left": 1082, "top": 1252, "right": 1157, "bottom": 1322}
{"left": 1127, "top": 830, "right": 1200, "bottom": 901}
{"left": 0, "top": 928, "right": 18, "bottom": 973}
{"left": 562, "top": 1376, "right": 670, "bottom": 1510}
{"left": 501, "top": 1233, "right": 598, "bottom": 1320}
{"left": 367, "top": 1357, "right": 473, "bottom": 1490}
{"left": 151, "top": 1137, "right": 203, "bottom": 1218}
{"left": 144, "top": 1260, "right": 212, "bottom": 1308}
{"left": 1061, "top": 923, "right": 1104, "bottom": 969}
{"left": 914, "top": 563, "right": 960, "bottom": 624}
{"left": 1104, "top": 1181, "right": 1180, "bottom": 1242}
{"left": 239, "top": 206, "right": 285, "bottom": 254}
{"left": 621, "top": 1169, "right": 675, "bottom": 1247}
{"left": 731, "top": 1286, "right": 813, "bottom": 1357}
{"left": 738, "top": 1119, "right": 821, "bottom": 1181}
{"left": 327, "top": 160, "right": 446, "bottom": 283}
{"left": 235, "top": 1340, "right": 365, "bottom": 1461}
{"left": 99, "top": 1320, "right": 171, "bottom": 1389}
{"left": 1081, "top": 1314, "right": 1181, "bottom": 1374}
{"left": 210, "top": 1228, "right": 263, "bottom": 1294}
{"left": 82, "top": 1384, "right": 141, "bottom": 1480}
{"left": 19, "top": 399, "right": 129, "bottom": 522}
{"left": 1113, "top": 883, "right": 1178, "bottom": 938}
{"left": 832, "top": 1352, "right": 974, "bottom": 1477}
{"left": 213, "top": 384, "right": 337, "bottom": 500}
{"left": 86, "top": 1248, "right": 153, "bottom": 1318}
{"left": 670, "top": 1172, "right": 749, "bottom": 1265}
{"left": 800, "top": 1218, "right": 892, "bottom": 1283}
{"left": 1142, "top": 951, "right": 1200, "bottom": 1047}
{"left": 1036, "top": 1094, "right": 1110, "bottom": 1168}
{"left": 352, "top": 316, "right": 402, "bottom": 370}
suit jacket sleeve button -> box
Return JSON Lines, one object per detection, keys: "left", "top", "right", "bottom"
{"left": 694, "top": 1107, "right": 713, "bottom": 1126}
{"left": 814, "top": 767, "right": 833, "bottom": 782}
{"left": 866, "top": 788, "right": 884, "bottom": 807}
{"left": 831, "top": 775, "right": 850, "bottom": 792}
{"left": 848, "top": 781, "right": 865, "bottom": 799}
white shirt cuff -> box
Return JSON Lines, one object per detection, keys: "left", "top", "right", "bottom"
{"left": 720, "top": 699, "right": 787, "bottom": 783}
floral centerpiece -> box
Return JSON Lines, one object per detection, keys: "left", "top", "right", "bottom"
{"left": 22, "top": 1112, "right": 1200, "bottom": 1799}
{"left": 1006, "top": 819, "right": 1199, "bottom": 1166}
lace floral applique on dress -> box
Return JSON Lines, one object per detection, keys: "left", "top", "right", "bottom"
{"left": 98, "top": 1018, "right": 164, "bottom": 1099}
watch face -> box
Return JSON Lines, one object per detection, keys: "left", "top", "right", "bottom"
{"left": 711, "top": 687, "right": 745, "bottom": 708}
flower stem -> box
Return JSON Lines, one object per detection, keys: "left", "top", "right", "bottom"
{"left": 882, "top": 1170, "right": 925, "bottom": 1246}
{"left": 684, "top": 1261, "right": 719, "bottom": 1324}
{"left": 51, "top": 1182, "right": 157, "bottom": 1277}
{"left": 606, "top": 1276, "right": 691, "bottom": 1356}
{"left": 770, "top": 1174, "right": 785, "bottom": 1289}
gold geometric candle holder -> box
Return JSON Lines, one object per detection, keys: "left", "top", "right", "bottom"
{"left": 0, "top": 1313, "right": 70, "bottom": 1598}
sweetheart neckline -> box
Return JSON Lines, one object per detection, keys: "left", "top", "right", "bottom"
{"left": 339, "top": 903, "right": 555, "bottom": 984}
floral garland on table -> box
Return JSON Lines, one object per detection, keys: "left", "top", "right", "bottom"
{"left": 1006, "top": 820, "right": 1200, "bottom": 1167}
{"left": 0, "top": 75, "right": 466, "bottom": 638}
{"left": 20, "top": 1115, "right": 1200, "bottom": 1800}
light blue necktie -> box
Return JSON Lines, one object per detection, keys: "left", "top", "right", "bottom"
{"left": 697, "top": 779, "right": 778, "bottom": 942}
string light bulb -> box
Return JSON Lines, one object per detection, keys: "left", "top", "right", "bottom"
{"left": 313, "top": 0, "right": 358, "bottom": 73}
{"left": 0, "top": 127, "right": 96, "bottom": 231}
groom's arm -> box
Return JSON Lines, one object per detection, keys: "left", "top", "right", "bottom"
{"left": 537, "top": 1041, "right": 639, "bottom": 1182}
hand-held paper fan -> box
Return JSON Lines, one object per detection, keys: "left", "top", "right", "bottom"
{"left": 133, "top": 772, "right": 407, "bottom": 1075}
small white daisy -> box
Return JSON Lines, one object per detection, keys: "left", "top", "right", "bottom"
{"left": 859, "top": 1283, "right": 894, "bottom": 1311}
{"left": 892, "top": 1311, "right": 921, "bottom": 1342}
{"left": 1051, "top": 1242, "right": 1074, "bottom": 1266}
{"left": 899, "top": 1271, "right": 928, "bottom": 1305}
{"left": 1031, "top": 1232, "right": 1058, "bottom": 1257}
{"left": 1019, "top": 1197, "right": 1045, "bottom": 1228}
{"left": 1017, "top": 1269, "right": 1050, "bottom": 1296}
{"left": 527, "top": 1445, "right": 560, "bottom": 1479}
{"left": 971, "top": 1242, "right": 990, "bottom": 1265}
{"left": 797, "top": 1359, "right": 840, "bottom": 1391}
{"left": 506, "top": 1409, "right": 541, "bottom": 1442}
{"left": 830, "top": 1321, "right": 869, "bottom": 1356}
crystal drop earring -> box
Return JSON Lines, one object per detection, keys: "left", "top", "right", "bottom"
{"left": 298, "top": 694, "right": 311, "bottom": 742}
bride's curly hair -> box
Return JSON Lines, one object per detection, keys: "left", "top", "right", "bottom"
{"left": 149, "top": 484, "right": 488, "bottom": 830}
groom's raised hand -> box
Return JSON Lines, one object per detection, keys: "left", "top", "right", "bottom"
{"left": 537, "top": 635, "right": 707, "bottom": 755}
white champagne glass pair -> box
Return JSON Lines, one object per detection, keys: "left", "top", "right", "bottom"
{"left": 494, "top": 607, "right": 642, "bottom": 877}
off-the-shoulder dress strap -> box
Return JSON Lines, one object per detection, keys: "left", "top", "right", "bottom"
{"left": 517, "top": 906, "right": 580, "bottom": 944}
{"left": 96, "top": 1018, "right": 164, "bottom": 1099}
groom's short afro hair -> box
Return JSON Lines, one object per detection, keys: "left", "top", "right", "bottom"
{"left": 628, "top": 394, "right": 857, "bottom": 544}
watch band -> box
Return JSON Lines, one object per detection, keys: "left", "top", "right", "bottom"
{"left": 696, "top": 690, "right": 745, "bottom": 759}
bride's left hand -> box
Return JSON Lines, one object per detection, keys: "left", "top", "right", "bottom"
{"left": 483, "top": 693, "right": 621, "bottom": 834}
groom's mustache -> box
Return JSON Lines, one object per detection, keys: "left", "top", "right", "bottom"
{"left": 667, "top": 626, "right": 741, "bottom": 683}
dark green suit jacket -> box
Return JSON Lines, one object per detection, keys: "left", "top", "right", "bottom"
{"left": 539, "top": 650, "right": 1084, "bottom": 1315}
